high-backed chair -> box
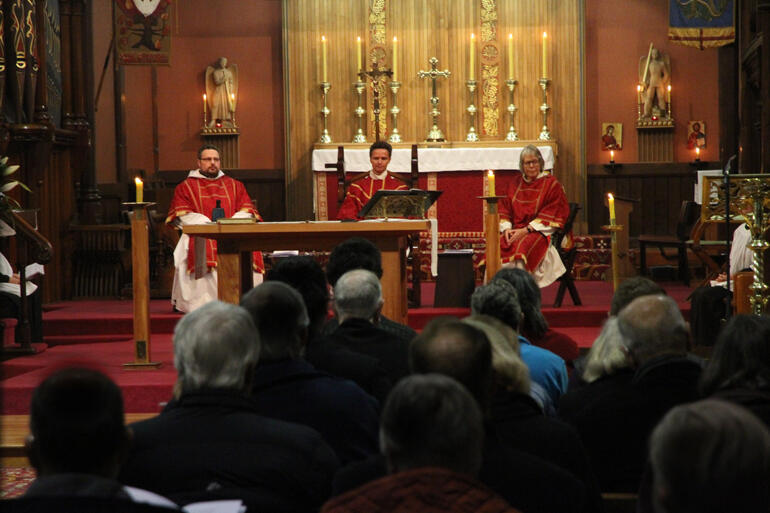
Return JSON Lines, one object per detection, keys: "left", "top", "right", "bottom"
{"left": 553, "top": 202, "right": 582, "bottom": 307}
{"left": 638, "top": 200, "right": 700, "bottom": 285}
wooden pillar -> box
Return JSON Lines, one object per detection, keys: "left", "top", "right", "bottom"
{"left": 34, "top": 0, "right": 51, "bottom": 124}
{"left": 60, "top": 0, "right": 74, "bottom": 127}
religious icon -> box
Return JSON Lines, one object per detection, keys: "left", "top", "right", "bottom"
{"left": 687, "top": 121, "right": 706, "bottom": 149}
{"left": 601, "top": 122, "right": 622, "bottom": 151}
{"left": 205, "top": 57, "right": 238, "bottom": 128}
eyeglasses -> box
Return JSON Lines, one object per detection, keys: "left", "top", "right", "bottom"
{"left": 200, "top": 157, "right": 220, "bottom": 162}
{"left": 523, "top": 160, "right": 540, "bottom": 167}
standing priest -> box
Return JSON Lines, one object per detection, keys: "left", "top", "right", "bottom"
{"left": 166, "top": 144, "right": 264, "bottom": 312}
{"left": 337, "top": 141, "right": 408, "bottom": 220}
{"left": 499, "top": 145, "right": 570, "bottom": 287}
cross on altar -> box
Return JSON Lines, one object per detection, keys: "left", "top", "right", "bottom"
{"left": 359, "top": 61, "right": 393, "bottom": 142}
{"left": 418, "top": 57, "right": 451, "bottom": 142}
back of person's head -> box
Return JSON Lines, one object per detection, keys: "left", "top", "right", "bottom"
{"left": 174, "top": 300, "right": 260, "bottom": 393}
{"left": 240, "top": 281, "right": 309, "bottom": 362}
{"left": 492, "top": 268, "right": 548, "bottom": 338}
{"left": 28, "top": 367, "right": 128, "bottom": 477}
{"left": 326, "top": 237, "right": 383, "bottom": 286}
{"left": 470, "top": 280, "right": 521, "bottom": 331}
{"left": 581, "top": 317, "right": 631, "bottom": 383}
{"left": 700, "top": 314, "right": 770, "bottom": 396}
{"left": 610, "top": 276, "right": 666, "bottom": 316}
{"left": 265, "top": 256, "right": 330, "bottom": 339}
{"left": 617, "top": 294, "right": 688, "bottom": 365}
{"left": 380, "top": 374, "right": 484, "bottom": 476}
{"left": 463, "top": 315, "right": 530, "bottom": 395}
{"left": 410, "top": 318, "right": 493, "bottom": 411}
{"left": 333, "top": 269, "right": 383, "bottom": 323}
{"left": 649, "top": 399, "right": 770, "bottom": 513}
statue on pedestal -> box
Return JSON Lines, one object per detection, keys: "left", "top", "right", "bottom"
{"left": 639, "top": 45, "right": 670, "bottom": 119}
{"left": 205, "top": 57, "right": 238, "bottom": 128}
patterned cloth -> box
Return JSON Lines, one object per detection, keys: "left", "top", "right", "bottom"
{"left": 337, "top": 173, "right": 408, "bottom": 220}
{"left": 1, "top": 467, "right": 36, "bottom": 498}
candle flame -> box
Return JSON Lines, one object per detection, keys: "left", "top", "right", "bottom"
{"left": 667, "top": 85, "right": 671, "bottom": 91}
{"left": 231, "top": 93, "right": 235, "bottom": 100}
{"left": 393, "top": 36, "right": 397, "bottom": 42}
{"left": 357, "top": 36, "right": 361, "bottom": 42}
{"left": 471, "top": 33, "right": 475, "bottom": 39}
{"left": 321, "top": 35, "right": 326, "bottom": 42}
{"left": 203, "top": 94, "right": 206, "bottom": 100}
{"left": 610, "top": 150, "right": 615, "bottom": 160}
{"left": 487, "top": 170, "right": 494, "bottom": 177}
{"left": 543, "top": 32, "right": 547, "bottom": 38}
{"left": 135, "top": 177, "right": 142, "bottom": 185}
{"left": 509, "top": 33, "right": 513, "bottom": 39}
{"left": 637, "top": 85, "right": 641, "bottom": 92}
{"left": 607, "top": 193, "right": 614, "bottom": 201}
{"left": 696, "top": 147, "right": 700, "bottom": 156}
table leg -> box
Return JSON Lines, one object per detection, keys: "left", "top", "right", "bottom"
{"left": 380, "top": 237, "right": 408, "bottom": 325}
{"left": 217, "top": 241, "right": 243, "bottom": 304}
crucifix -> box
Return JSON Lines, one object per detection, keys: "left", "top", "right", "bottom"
{"left": 359, "top": 59, "right": 393, "bottom": 142}
{"left": 418, "top": 57, "right": 451, "bottom": 142}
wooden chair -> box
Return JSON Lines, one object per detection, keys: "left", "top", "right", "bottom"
{"left": 331, "top": 145, "right": 423, "bottom": 308}
{"left": 553, "top": 202, "right": 582, "bottom": 307}
{"left": 638, "top": 200, "right": 700, "bottom": 285}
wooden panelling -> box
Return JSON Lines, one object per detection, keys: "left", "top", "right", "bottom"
{"left": 284, "top": 1, "right": 585, "bottom": 222}
{"left": 637, "top": 129, "right": 674, "bottom": 162}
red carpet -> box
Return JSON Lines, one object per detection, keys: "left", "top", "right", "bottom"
{"left": 0, "top": 280, "right": 694, "bottom": 414}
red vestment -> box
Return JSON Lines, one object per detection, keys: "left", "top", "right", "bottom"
{"left": 498, "top": 173, "right": 569, "bottom": 272}
{"left": 166, "top": 175, "right": 264, "bottom": 273}
{"left": 337, "top": 173, "right": 408, "bottom": 220}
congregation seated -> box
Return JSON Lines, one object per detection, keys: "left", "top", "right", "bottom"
{"left": 558, "top": 295, "right": 702, "bottom": 492}
{"left": 319, "top": 269, "right": 411, "bottom": 386}
{"left": 322, "top": 374, "right": 520, "bottom": 513}
{"left": 470, "top": 279, "right": 568, "bottom": 411}
{"left": 645, "top": 399, "right": 770, "bottom": 513}
{"left": 321, "top": 237, "right": 417, "bottom": 344}
{"left": 267, "top": 256, "right": 393, "bottom": 403}
{"left": 118, "top": 301, "right": 340, "bottom": 511}
{"left": 699, "top": 314, "right": 770, "bottom": 427}
{"left": 462, "top": 315, "right": 603, "bottom": 513}
{"left": 19, "top": 367, "right": 177, "bottom": 511}
{"left": 492, "top": 268, "right": 580, "bottom": 365}
{"left": 334, "top": 318, "right": 586, "bottom": 513}
{"left": 240, "top": 281, "right": 380, "bottom": 465}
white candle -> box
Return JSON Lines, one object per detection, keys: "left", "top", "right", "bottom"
{"left": 135, "top": 177, "right": 143, "bottom": 203}
{"left": 508, "top": 34, "right": 514, "bottom": 80}
{"left": 321, "top": 36, "right": 327, "bottom": 83}
{"left": 542, "top": 32, "right": 548, "bottom": 78}
{"left": 608, "top": 193, "right": 616, "bottom": 224}
{"left": 610, "top": 150, "right": 615, "bottom": 163}
{"left": 487, "top": 170, "right": 495, "bottom": 196}
{"left": 392, "top": 37, "right": 398, "bottom": 82}
{"left": 469, "top": 33, "right": 476, "bottom": 80}
{"left": 356, "top": 36, "right": 362, "bottom": 75}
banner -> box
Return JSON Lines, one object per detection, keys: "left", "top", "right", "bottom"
{"left": 669, "top": 0, "right": 734, "bottom": 49}
{"left": 114, "top": 0, "right": 172, "bottom": 65}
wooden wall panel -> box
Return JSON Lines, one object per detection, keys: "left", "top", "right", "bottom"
{"left": 285, "top": 1, "right": 584, "bottom": 222}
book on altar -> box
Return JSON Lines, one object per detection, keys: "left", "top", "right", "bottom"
{"left": 216, "top": 217, "right": 257, "bottom": 224}
{"left": 358, "top": 189, "right": 442, "bottom": 219}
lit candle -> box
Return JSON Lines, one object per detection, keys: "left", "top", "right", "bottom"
{"left": 230, "top": 93, "right": 235, "bottom": 112}
{"left": 695, "top": 147, "right": 700, "bottom": 161}
{"left": 487, "top": 170, "right": 495, "bottom": 196}
{"left": 667, "top": 84, "right": 671, "bottom": 103}
{"left": 469, "top": 33, "right": 476, "bottom": 80}
{"left": 135, "top": 177, "right": 143, "bottom": 203}
{"left": 542, "top": 32, "right": 548, "bottom": 78}
{"left": 392, "top": 37, "right": 398, "bottom": 82}
{"left": 356, "top": 36, "right": 362, "bottom": 75}
{"left": 608, "top": 193, "right": 616, "bottom": 225}
{"left": 610, "top": 150, "right": 615, "bottom": 163}
{"left": 508, "top": 34, "right": 514, "bottom": 80}
{"left": 202, "top": 94, "right": 207, "bottom": 123}
{"left": 321, "top": 35, "right": 327, "bottom": 83}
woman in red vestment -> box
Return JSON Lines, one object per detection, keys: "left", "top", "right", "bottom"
{"left": 499, "top": 145, "right": 570, "bottom": 287}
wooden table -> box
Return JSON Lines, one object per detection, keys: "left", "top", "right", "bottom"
{"left": 183, "top": 220, "right": 431, "bottom": 324}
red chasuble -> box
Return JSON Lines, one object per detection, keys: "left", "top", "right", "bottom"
{"left": 337, "top": 173, "right": 408, "bottom": 220}
{"left": 166, "top": 175, "right": 265, "bottom": 273}
{"left": 498, "top": 173, "right": 569, "bottom": 272}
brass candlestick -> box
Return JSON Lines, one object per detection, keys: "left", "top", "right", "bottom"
{"left": 736, "top": 179, "right": 770, "bottom": 314}
{"left": 352, "top": 80, "right": 367, "bottom": 143}
{"left": 465, "top": 79, "right": 479, "bottom": 142}
{"left": 538, "top": 78, "right": 552, "bottom": 141}
{"left": 388, "top": 81, "right": 402, "bottom": 143}
{"left": 505, "top": 79, "right": 519, "bottom": 141}
{"left": 418, "top": 57, "right": 451, "bottom": 142}
{"left": 319, "top": 82, "right": 332, "bottom": 143}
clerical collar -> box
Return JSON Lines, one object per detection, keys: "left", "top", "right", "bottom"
{"left": 522, "top": 171, "right": 548, "bottom": 183}
{"left": 188, "top": 169, "right": 225, "bottom": 180}
{"left": 370, "top": 169, "right": 388, "bottom": 180}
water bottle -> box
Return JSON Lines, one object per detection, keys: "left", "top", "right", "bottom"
{"left": 211, "top": 200, "right": 225, "bottom": 222}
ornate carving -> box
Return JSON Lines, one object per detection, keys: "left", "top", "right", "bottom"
{"left": 480, "top": 0, "right": 499, "bottom": 136}
{"left": 482, "top": 64, "right": 499, "bottom": 136}
{"left": 368, "top": 0, "right": 388, "bottom": 138}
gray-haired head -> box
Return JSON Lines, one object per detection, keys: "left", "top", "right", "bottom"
{"left": 650, "top": 399, "right": 770, "bottom": 513}
{"left": 492, "top": 268, "right": 548, "bottom": 338}
{"left": 617, "top": 295, "right": 688, "bottom": 365}
{"left": 240, "top": 281, "right": 309, "bottom": 362}
{"left": 519, "top": 144, "right": 545, "bottom": 172}
{"left": 470, "top": 280, "right": 522, "bottom": 332}
{"left": 174, "top": 300, "right": 259, "bottom": 394}
{"left": 380, "top": 373, "right": 484, "bottom": 477}
{"left": 581, "top": 317, "right": 631, "bottom": 383}
{"left": 333, "top": 269, "right": 384, "bottom": 323}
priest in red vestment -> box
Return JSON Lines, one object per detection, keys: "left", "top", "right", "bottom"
{"left": 337, "top": 141, "right": 408, "bottom": 220}
{"left": 166, "top": 145, "right": 264, "bottom": 312}
{"left": 498, "top": 145, "right": 570, "bottom": 287}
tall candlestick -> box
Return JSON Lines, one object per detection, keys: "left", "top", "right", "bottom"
{"left": 636, "top": 84, "right": 642, "bottom": 118}
{"left": 202, "top": 94, "right": 207, "bottom": 124}
{"left": 608, "top": 193, "right": 616, "bottom": 224}
{"left": 356, "top": 36, "right": 362, "bottom": 74}
{"left": 508, "top": 34, "right": 514, "bottom": 80}
{"left": 469, "top": 33, "right": 476, "bottom": 80}
{"left": 666, "top": 84, "right": 671, "bottom": 103}
{"left": 542, "top": 32, "right": 548, "bottom": 78}
{"left": 321, "top": 36, "right": 327, "bottom": 83}
{"left": 392, "top": 37, "right": 398, "bottom": 82}
{"left": 487, "top": 170, "right": 495, "bottom": 196}
{"left": 135, "top": 177, "right": 144, "bottom": 203}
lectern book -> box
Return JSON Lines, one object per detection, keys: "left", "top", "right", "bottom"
{"left": 358, "top": 189, "right": 442, "bottom": 219}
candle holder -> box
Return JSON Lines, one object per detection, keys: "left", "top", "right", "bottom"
{"left": 319, "top": 82, "right": 332, "bottom": 143}
{"left": 538, "top": 78, "right": 552, "bottom": 141}
{"left": 504, "top": 79, "right": 519, "bottom": 141}
{"left": 604, "top": 162, "right": 622, "bottom": 173}
{"left": 352, "top": 80, "right": 367, "bottom": 143}
{"left": 388, "top": 81, "right": 402, "bottom": 143}
{"left": 465, "top": 79, "right": 479, "bottom": 142}
{"left": 418, "top": 57, "right": 451, "bottom": 142}
{"left": 602, "top": 223, "right": 624, "bottom": 291}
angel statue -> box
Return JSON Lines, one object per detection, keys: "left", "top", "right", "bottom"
{"left": 638, "top": 45, "right": 670, "bottom": 119}
{"left": 205, "top": 57, "right": 238, "bottom": 128}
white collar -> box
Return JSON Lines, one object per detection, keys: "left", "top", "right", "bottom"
{"left": 188, "top": 169, "right": 225, "bottom": 180}
{"left": 369, "top": 169, "right": 388, "bottom": 180}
